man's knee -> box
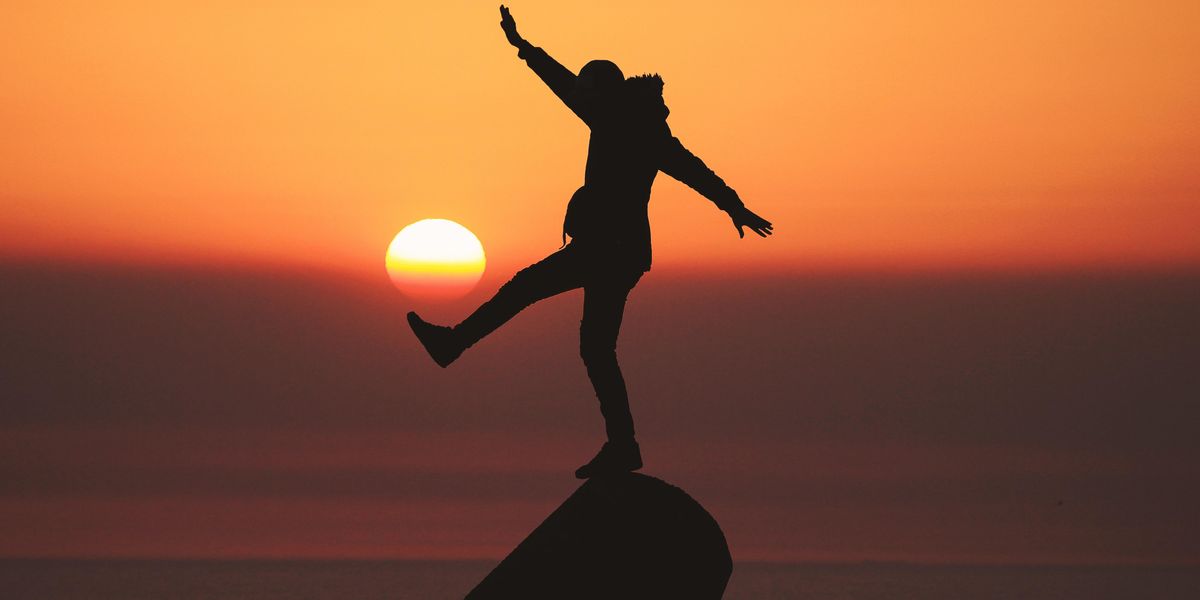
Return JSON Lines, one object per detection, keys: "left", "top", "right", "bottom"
{"left": 505, "top": 264, "right": 537, "bottom": 289}
{"left": 495, "top": 265, "right": 542, "bottom": 304}
{"left": 579, "top": 335, "right": 617, "bottom": 368}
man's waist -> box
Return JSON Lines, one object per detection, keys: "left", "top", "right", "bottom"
{"left": 577, "top": 182, "right": 653, "bottom": 198}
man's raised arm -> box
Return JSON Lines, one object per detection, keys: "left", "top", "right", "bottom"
{"left": 499, "top": 5, "right": 590, "bottom": 124}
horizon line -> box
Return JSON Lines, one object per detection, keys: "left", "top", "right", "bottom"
{"left": 5, "top": 252, "right": 1200, "bottom": 281}
{"left": 2, "top": 555, "right": 1197, "bottom": 569}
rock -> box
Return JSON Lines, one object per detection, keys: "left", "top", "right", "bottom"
{"left": 465, "top": 472, "right": 732, "bottom": 599}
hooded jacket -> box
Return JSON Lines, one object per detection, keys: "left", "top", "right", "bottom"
{"left": 517, "top": 44, "right": 745, "bottom": 272}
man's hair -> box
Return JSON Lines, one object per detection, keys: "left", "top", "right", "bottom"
{"left": 625, "top": 73, "right": 669, "bottom": 121}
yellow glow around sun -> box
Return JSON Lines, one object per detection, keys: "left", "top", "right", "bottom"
{"left": 386, "top": 219, "right": 486, "bottom": 299}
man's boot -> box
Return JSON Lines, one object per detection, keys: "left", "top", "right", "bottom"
{"left": 407, "top": 311, "right": 464, "bottom": 368}
{"left": 574, "top": 439, "right": 642, "bottom": 479}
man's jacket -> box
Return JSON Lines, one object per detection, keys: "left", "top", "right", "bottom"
{"left": 518, "top": 45, "right": 744, "bottom": 272}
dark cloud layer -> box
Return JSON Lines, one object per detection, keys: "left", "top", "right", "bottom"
{"left": 2, "top": 263, "right": 1198, "bottom": 562}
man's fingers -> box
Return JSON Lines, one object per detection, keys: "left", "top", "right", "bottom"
{"left": 733, "top": 210, "right": 773, "bottom": 239}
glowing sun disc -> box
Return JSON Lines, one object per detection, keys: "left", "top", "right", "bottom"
{"left": 386, "top": 219, "right": 486, "bottom": 299}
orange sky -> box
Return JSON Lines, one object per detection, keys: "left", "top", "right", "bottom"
{"left": 3, "top": 0, "right": 1199, "bottom": 277}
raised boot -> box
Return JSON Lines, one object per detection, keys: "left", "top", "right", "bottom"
{"left": 407, "top": 311, "right": 464, "bottom": 368}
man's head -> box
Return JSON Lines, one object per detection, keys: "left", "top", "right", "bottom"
{"left": 573, "top": 59, "right": 625, "bottom": 105}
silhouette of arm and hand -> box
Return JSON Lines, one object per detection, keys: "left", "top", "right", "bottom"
{"left": 500, "top": 5, "right": 596, "bottom": 125}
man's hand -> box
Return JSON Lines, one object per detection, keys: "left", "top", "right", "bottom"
{"left": 500, "top": 5, "right": 525, "bottom": 48}
{"left": 731, "top": 206, "right": 773, "bottom": 238}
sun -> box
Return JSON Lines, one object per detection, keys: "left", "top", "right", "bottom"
{"left": 386, "top": 219, "right": 486, "bottom": 300}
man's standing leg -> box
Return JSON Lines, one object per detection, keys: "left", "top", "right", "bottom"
{"left": 574, "top": 268, "right": 643, "bottom": 478}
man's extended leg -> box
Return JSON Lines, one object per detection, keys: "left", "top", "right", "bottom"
{"left": 409, "top": 247, "right": 581, "bottom": 367}
{"left": 574, "top": 270, "right": 643, "bottom": 478}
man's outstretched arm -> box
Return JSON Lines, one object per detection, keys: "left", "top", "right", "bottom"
{"left": 659, "top": 134, "right": 774, "bottom": 238}
{"left": 499, "top": 5, "right": 590, "bottom": 124}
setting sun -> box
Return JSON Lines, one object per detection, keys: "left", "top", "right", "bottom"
{"left": 386, "top": 219, "right": 486, "bottom": 299}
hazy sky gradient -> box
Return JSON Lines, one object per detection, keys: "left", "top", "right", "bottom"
{"left": 3, "top": 264, "right": 1198, "bottom": 562}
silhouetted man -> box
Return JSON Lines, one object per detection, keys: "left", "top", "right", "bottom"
{"left": 408, "top": 6, "right": 772, "bottom": 478}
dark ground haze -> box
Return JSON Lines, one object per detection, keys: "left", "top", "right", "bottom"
{"left": 2, "top": 262, "right": 1197, "bottom": 563}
